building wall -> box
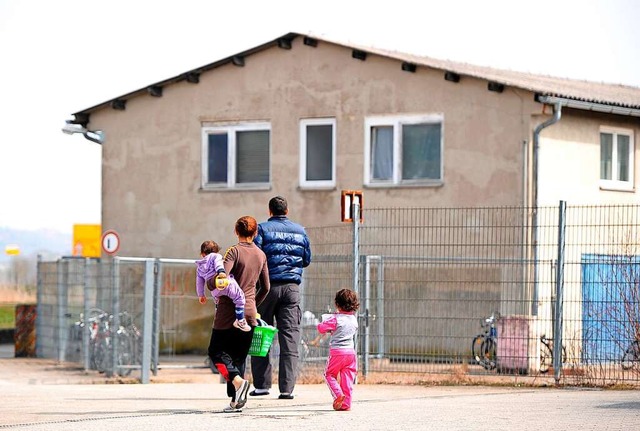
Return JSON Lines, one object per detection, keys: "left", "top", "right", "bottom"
{"left": 537, "top": 108, "right": 640, "bottom": 206}
{"left": 535, "top": 110, "right": 640, "bottom": 360}
{"left": 88, "top": 37, "right": 541, "bottom": 258}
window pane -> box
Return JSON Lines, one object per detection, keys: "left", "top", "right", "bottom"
{"left": 236, "top": 130, "right": 269, "bottom": 183}
{"left": 208, "top": 133, "right": 228, "bottom": 183}
{"left": 306, "top": 124, "right": 333, "bottom": 181}
{"left": 371, "top": 126, "right": 393, "bottom": 180}
{"left": 600, "top": 133, "right": 612, "bottom": 180}
{"left": 617, "top": 134, "right": 630, "bottom": 181}
{"left": 401, "top": 123, "right": 441, "bottom": 180}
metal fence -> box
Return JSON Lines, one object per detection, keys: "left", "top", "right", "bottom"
{"left": 36, "top": 203, "right": 640, "bottom": 386}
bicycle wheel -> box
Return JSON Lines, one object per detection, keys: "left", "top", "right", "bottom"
{"left": 472, "top": 335, "right": 495, "bottom": 369}
{"left": 472, "top": 335, "right": 485, "bottom": 364}
{"left": 115, "top": 332, "right": 135, "bottom": 377}
{"left": 482, "top": 337, "right": 497, "bottom": 370}
{"left": 540, "top": 341, "right": 553, "bottom": 374}
{"left": 92, "top": 337, "right": 110, "bottom": 373}
{"left": 621, "top": 341, "right": 640, "bottom": 370}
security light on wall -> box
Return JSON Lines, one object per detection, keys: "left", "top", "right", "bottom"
{"left": 62, "top": 123, "right": 88, "bottom": 135}
{"left": 61, "top": 121, "right": 104, "bottom": 144}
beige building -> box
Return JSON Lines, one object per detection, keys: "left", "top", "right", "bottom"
{"left": 65, "top": 32, "right": 640, "bottom": 259}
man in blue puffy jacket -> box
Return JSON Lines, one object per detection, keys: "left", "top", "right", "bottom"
{"left": 250, "top": 196, "right": 312, "bottom": 400}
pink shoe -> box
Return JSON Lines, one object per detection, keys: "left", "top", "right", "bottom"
{"left": 332, "top": 394, "right": 345, "bottom": 410}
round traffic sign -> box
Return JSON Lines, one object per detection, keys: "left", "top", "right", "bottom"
{"left": 101, "top": 230, "right": 121, "bottom": 255}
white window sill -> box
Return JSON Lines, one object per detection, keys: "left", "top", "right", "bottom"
{"left": 199, "top": 184, "right": 272, "bottom": 192}
{"left": 364, "top": 181, "right": 444, "bottom": 189}
{"left": 599, "top": 180, "right": 634, "bottom": 192}
{"left": 298, "top": 185, "right": 337, "bottom": 191}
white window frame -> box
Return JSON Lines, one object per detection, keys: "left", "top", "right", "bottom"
{"left": 364, "top": 114, "right": 444, "bottom": 187}
{"left": 599, "top": 126, "right": 634, "bottom": 192}
{"left": 201, "top": 122, "right": 271, "bottom": 190}
{"left": 299, "top": 118, "right": 336, "bottom": 189}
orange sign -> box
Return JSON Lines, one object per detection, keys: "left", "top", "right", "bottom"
{"left": 73, "top": 224, "right": 101, "bottom": 257}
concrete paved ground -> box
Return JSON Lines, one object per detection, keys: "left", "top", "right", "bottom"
{"left": 1, "top": 344, "right": 639, "bottom": 430}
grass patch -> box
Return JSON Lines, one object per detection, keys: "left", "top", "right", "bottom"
{"left": 0, "top": 305, "right": 15, "bottom": 329}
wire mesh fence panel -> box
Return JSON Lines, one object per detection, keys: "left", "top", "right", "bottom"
{"left": 301, "top": 224, "right": 354, "bottom": 378}
{"left": 562, "top": 205, "right": 640, "bottom": 384}
{"left": 35, "top": 204, "right": 640, "bottom": 386}
{"left": 156, "top": 260, "right": 212, "bottom": 362}
{"left": 35, "top": 260, "right": 61, "bottom": 360}
{"left": 306, "top": 204, "right": 640, "bottom": 385}
{"left": 336, "top": 207, "right": 535, "bottom": 376}
{"left": 36, "top": 258, "right": 148, "bottom": 378}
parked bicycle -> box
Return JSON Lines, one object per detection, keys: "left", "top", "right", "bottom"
{"left": 539, "top": 334, "right": 567, "bottom": 374}
{"left": 73, "top": 308, "right": 141, "bottom": 376}
{"left": 621, "top": 339, "right": 640, "bottom": 370}
{"left": 472, "top": 312, "right": 499, "bottom": 370}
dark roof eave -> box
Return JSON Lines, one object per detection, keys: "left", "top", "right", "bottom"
{"left": 71, "top": 33, "right": 301, "bottom": 119}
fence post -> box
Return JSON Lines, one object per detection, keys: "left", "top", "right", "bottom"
{"left": 363, "top": 255, "right": 371, "bottom": 376}
{"left": 56, "top": 259, "right": 68, "bottom": 363}
{"left": 108, "top": 258, "right": 121, "bottom": 378}
{"left": 36, "top": 255, "right": 43, "bottom": 357}
{"left": 151, "top": 260, "right": 162, "bottom": 376}
{"left": 140, "top": 259, "right": 155, "bottom": 383}
{"left": 82, "top": 258, "right": 91, "bottom": 371}
{"left": 553, "top": 200, "right": 567, "bottom": 383}
{"left": 352, "top": 199, "right": 361, "bottom": 297}
{"left": 351, "top": 199, "right": 365, "bottom": 377}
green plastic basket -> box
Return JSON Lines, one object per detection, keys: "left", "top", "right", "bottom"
{"left": 249, "top": 324, "right": 278, "bottom": 357}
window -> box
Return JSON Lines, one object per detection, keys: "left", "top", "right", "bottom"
{"left": 364, "top": 114, "right": 443, "bottom": 186}
{"left": 299, "top": 118, "right": 336, "bottom": 188}
{"left": 600, "top": 127, "right": 634, "bottom": 191}
{"left": 201, "top": 123, "right": 270, "bottom": 189}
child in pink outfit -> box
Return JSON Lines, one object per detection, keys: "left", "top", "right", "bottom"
{"left": 196, "top": 240, "right": 250, "bottom": 332}
{"left": 316, "top": 288, "right": 359, "bottom": 411}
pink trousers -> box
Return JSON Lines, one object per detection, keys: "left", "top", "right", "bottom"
{"left": 324, "top": 350, "right": 357, "bottom": 409}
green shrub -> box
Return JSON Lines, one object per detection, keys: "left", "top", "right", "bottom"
{"left": 0, "top": 305, "right": 15, "bottom": 329}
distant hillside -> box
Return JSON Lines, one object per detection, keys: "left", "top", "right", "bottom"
{"left": 0, "top": 227, "right": 71, "bottom": 263}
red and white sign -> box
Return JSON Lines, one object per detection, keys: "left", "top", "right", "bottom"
{"left": 101, "top": 230, "right": 121, "bottom": 255}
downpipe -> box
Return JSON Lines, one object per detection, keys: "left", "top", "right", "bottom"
{"left": 531, "top": 101, "right": 562, "bottom": 316}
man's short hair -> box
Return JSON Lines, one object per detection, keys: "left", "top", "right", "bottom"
{"left": 269, "top": 196, "right": 288, "bottom": 216}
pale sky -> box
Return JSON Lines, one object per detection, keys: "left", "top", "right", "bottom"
{"left": 1, "top": 0, "right": 639, "bottom": 234}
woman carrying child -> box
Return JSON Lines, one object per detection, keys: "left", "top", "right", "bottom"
{"left": 206, "top": 216, "right": 270, "bottom": 413}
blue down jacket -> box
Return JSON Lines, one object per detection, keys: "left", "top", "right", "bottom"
{"left": 254, "top": 216, "right": 311, "bottom": 285}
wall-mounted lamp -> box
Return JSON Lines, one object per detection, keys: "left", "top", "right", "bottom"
{"left": 61, "top": 121, "right": 104, "bottom": 145}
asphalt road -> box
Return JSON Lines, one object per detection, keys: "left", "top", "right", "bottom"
{"left": 1, "top": 344, "right": 639, "bottom": 431}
